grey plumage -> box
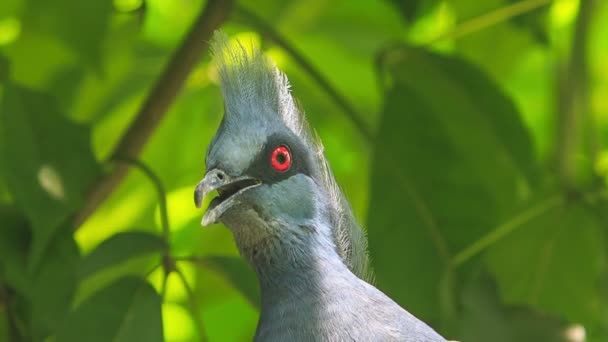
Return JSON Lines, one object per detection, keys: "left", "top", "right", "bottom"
{"left": 196, "top": 31, "right": 446, "bottom": 342}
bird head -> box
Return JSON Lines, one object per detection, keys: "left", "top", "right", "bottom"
{"left": 195, "top": 32, "right": 370, "bottom": 279}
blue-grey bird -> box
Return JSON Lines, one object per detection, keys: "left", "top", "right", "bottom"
{"left": 194, "top": 32, "right": 447, "bottom": 342}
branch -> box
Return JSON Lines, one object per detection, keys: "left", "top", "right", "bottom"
{"left": 556, "top": 0, "right": 596, "bottom": 188}
{"left": 234, "top": 5, "right": 374, "bottom": 142}
{"left": 74, "top": 0, "right": 233, "bottom": 228}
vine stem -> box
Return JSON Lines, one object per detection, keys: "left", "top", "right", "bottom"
{"left": 73, "top": 0, "right": 233, "bottom": 229}
{"left": 451, "top": 195, "right": 564, "bottom": 267}
{"left": 114, "top": 157, "right": 170, "bottom": 240}
{"left": 428, "top": 0, "right": 552, "bottom": 45}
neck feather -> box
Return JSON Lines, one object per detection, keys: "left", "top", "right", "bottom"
{"left": 233, "top": 219, "right": 348, "bottom": 296}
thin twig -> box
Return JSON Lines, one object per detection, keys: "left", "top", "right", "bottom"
{"left": 160, "top": 269, "right": 169, "bottom": 300}
{"left": 74, "top": 0, "right": 233, "bottom": 228}
{"left": 175, "top": 266, "right": 208, "bottom": 342}
{"left": 114, "top": 157, "right": 170, "bottom": 239}
{"left": 234, "top": 5, "right": 374, "bottom": 142}
{"left": 427, "top": 0, "right": 552, "bottom": 45}
{"left": 451, "top": 195, "right": 564, "bottom": 267}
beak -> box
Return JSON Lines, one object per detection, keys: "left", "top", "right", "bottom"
{"left": 194, "top": 169, "right": 261, "bottom": 226}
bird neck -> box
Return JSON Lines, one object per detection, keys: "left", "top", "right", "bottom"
{"left": 235, "top": 220, "right": 351, "bottom": 299}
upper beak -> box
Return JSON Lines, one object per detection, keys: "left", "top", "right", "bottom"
{"left": 194, "top": 169, "right": 261, "bottom": 226}
{"left": 194, "top": 169, "right": 226, "bottom": 209}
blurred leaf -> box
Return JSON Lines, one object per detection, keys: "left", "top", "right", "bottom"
{"left": 0, "top": 205, "right": 28, "bottom": 259}
{"left": 459, "top": 267, "right": 568, "bottom": 342}
{"left": 368, "top": 46, "right": 537, "bottom": 323}
{"left": 75, "top": 253, "right": 160, "bottom": 309}
{"left": 385, "top": 0, "right": 422, "bottom": 22}
{"left": 56, "top": 277, "right": 163, "bottom": 342}
{"left": 0, "top": 311, "right": 6, "bottom": 342}
{"left": 143, "top": 0, "right": 204, "bottom": 47}
{"left": 507, "top": 0, "right": 550, "bottom": 45}
{"left": 79, "top": 231, "right": 166, "bottom": 280}
{"left": 27, "top": 228, "right": 80, "bottom": 340}
{"left": 385, "top": 0, "right": 441, "bottom": 23}
{"left": 587, "top": 270, "right": 608, "bottom": 342}
{"left": 0, "top": 204, "right": 29, "bottom": 291}
{"left": 0, "top": 82, "right": 100, "bottom": 269}
{"left": 450, "top": 0, "right": 540, "bottom": 79}
{"left": 485, "top": 203, "right": 605, "bottom": 326}
{"left": 198, "top": 256, "right": 260, "bottom": 309}
{"left": 21, "top": 0, "right": 112, "bottom": 67}
{"left": 0, "top": 0, "right": 22, "bottom": 15}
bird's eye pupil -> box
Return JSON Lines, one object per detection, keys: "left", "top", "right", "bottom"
{"left": 271, "top": 145, "right": 291, "bottom": 172}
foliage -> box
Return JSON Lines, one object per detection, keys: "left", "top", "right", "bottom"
{"left": 1, "top": 0, "right": 607, "bottom": 341}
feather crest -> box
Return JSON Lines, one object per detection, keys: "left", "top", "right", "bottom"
{"left": 210, "top": 31, "right": 372, "bottom": 281}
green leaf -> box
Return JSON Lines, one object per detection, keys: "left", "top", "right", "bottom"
{"left": 0, "top": 205, "right": 29, "bottom": 261}
{"left": 485, "top": 203, "right": 605, "bottom": 326}
{"left": 459, "top": 268, "right": 568, "bottom": 342}
{"left": 368, "top": 46, "right": 537, "bottom": 323}
{"left": 0, "top": 82, "right": 100, "bottom": 269}
{"left": 28, "top": 228, "right": 80, "bottom": 340}
{"left": 0, "top": 207, "right": 80, "bottom": 340}
{"left": 20, "top": 0, "right": 112, "bottom": 67}
{"left": 198, "top": 256, "right": 260, "bottom": 309}
{"left": 79, "top": 231, "right": 166, "bottom": 280}
{"left": 0, "top": 205, "right": 29, "bottom": 291}
{"left": 56, "top": 277, "right": 163, "bottom": 342}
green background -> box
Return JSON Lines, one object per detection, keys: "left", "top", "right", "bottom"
{"left": 1, "top": 0, "right": 607, "bottom": 341}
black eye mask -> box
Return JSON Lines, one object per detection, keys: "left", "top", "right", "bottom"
{"left": 244, "top": 132, "right": 312, "bottom": 185}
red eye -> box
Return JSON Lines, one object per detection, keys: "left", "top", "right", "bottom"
{"left": 271, "top": 145, "right": 291, "bottom": 172}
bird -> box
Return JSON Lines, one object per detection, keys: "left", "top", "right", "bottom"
{"left": 194, "top": 32, "right": 447, "bottom": 342}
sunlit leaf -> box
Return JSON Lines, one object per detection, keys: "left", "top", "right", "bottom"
{"left": 202, "top": 294, "right": 259, "bottom": 341}
{"left": 56, "top": 277, "right": 163, "bottom": 342}
{"left": 485, "top": 203, "right": 605, "bottom": 326}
